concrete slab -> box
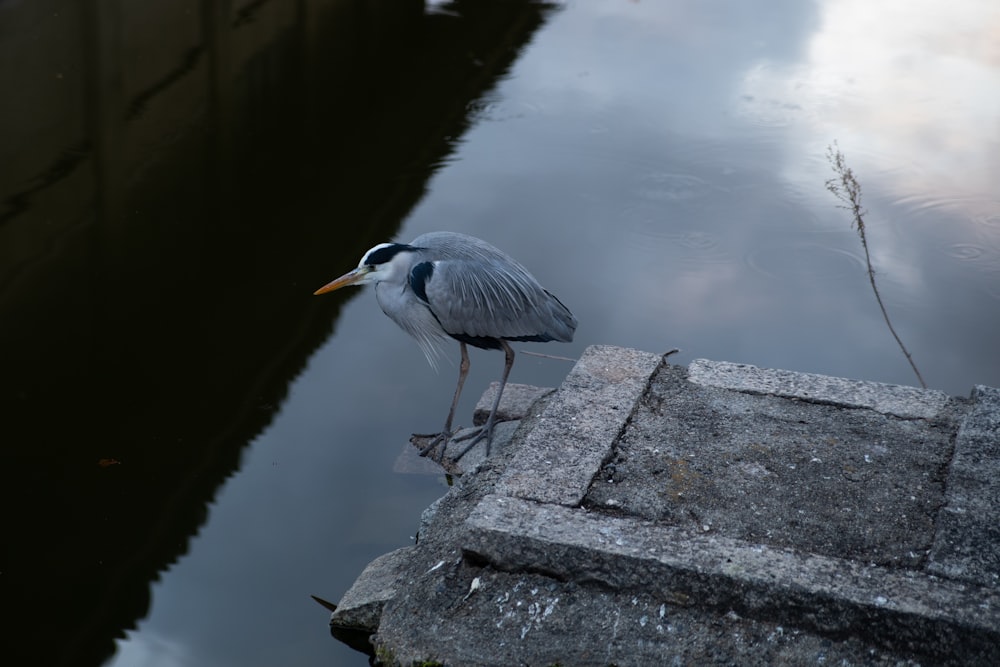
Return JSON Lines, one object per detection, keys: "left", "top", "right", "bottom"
{"left": 928, "top": 384, "right": 1000, "bottom": 586}
{"left": 495, "top": 345, "right": 664, "bottom": 506}
{"left": 464, "top": 494, "right": 1000, "bottom": 663}
{"left": 375, "top": 564, "right": 920, "bottom": 667}
{"left": 689, "top": 358, "right": 951, "bottom": 419}
{"left": 329, "top": 547, "right": 415, "bottom": 631}
{"left": 585, "top": 363, "right": 960, "bottom": 567}
{"left": 326, "top": 348, "right": 1000, "bottom": 666}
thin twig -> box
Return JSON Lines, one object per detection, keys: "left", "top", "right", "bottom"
{"left": 310, "top": 595, "right": 338, "bottom": 613}
{"left": 825, "top": 143, "right": 927, "bottom": 389}
{"left": 519, "top": 350, "right": 578, "bottom": 363}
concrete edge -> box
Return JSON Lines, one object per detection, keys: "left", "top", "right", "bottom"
{"left": 464, "top": 494, "right": 1000, "bottom": 662}
{"left": 928, "top": 384, "right": 1000, "bottom": 586}
{"left": 494, "top": 345, "right": 665, "bottom": 506}
{"left": 472, "top": 382, "right": 555, "bottom": 427}
{"left": 687, "top": 359, "right": 951, "bottom": 419}
{"left": 329, "top": 547, "right": 415, "bottom": 631}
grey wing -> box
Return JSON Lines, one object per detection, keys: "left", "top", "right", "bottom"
{"left": 413, "top": 257, "right": 576, "bottom": 343}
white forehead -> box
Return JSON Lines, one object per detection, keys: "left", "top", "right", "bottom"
{"left": 359, "top": 242, "right": 398, "bottom": 267}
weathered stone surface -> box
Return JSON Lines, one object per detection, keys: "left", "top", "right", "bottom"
{"left": 495, "top": 345, "right": 663, "bottom": 506}
{"left": 327, "top": 348, "right": 1000, "bottom": 666}
{"left": 464, "top": 494, "right": 1000, "bottom": 663}
{"left": 928, "top": 384, "right": 1000, "bottom": 586}
{"left": 329, "top": 547, "right": 414, "bottom": 631}
{"left": 586, "top": 363, "right": 960, "bottom": 567}
{"left": 375, "top": 566, "right": 920, "bottom": 667}
{"left": 689, "top": 358, "right": 951, "bottom": 419}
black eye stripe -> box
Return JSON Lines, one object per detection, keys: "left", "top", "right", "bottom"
{"left": 364, "top": 243, "right": 417, "bottom": 266}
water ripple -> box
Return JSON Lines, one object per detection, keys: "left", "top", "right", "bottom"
{"left": 675, "top": 229, "right": 721, "bottom": 252}
{"left": 744, "top": 242, "right": 867, "bottom": 281}
{"left": 972, "top": 210, "right": 1000, "bottom": 228}
{"left": 894, "top": 193, "right": 1000, "bottom": 224}
{"left": 939, "top": 241, "right": 1000, "bottom": 301}
{"left": 944, "top": 243, "right": 987, "bottom": 261}
{"left": 633, "top": 171, "right": 714, "bottom": 202}
{"left": 617, "top": 203, "right": 731, "bottom": 265}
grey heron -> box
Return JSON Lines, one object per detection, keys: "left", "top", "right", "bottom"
{"left": 313, "top": 231, "right": 577, "bottom": 462}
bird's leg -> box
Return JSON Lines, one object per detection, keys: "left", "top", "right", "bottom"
{"left": 419, "top": 342, "right": 470, "bottom": 460}
{"left": 444, "top": 342, "right": 473, "bottom": 438}
{"left": 451, "top": 340, "right": 514, "bottom": 462}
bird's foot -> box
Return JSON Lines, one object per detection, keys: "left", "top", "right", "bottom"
{"left": 410, "top": 422, "right": 495, "bottom": 464}
{"left": 449, "top": 423, "right": 494, "bottom": 462}
{"left": 411, "top": 429, "right": 457, "bottom": 462}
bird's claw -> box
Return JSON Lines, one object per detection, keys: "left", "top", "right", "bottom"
{"left": 411, "top": 430, "right": 455, "bottom": 462}
{"left": 450, "top": 424, "right": 494, "bottom": 461}
{"left": 411, "top": 423, "right": 495, "bottom": 464}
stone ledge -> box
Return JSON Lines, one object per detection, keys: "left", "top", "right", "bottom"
{"left": 495, "top": 345, "right": 664, "bottom": 506}
{"left": 326, "top": 347, "right": 999, "bottom": 665}
{"left": 928, "top": 384, "right": 1000, "bottom": 586}
{"left": 688, "top": 358, "right": 951, "bottom": 419}
{"left": 330, "top": 547, "right": 415, "bottom": 631}
{"left": 464, "top": 493, "right": 1000, "bottom": 663}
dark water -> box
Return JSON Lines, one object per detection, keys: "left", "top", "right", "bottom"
{"left": 2, "top": 1, "right": 998, "bottom": 665}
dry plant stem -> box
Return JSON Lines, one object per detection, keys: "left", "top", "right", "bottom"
{"left": 519, "top": 350, "right": 578, "bottom": 363}
{"left": 825, "top": 144, "right": 927, "bottom": 389}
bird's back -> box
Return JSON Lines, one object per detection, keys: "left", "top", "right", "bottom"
{"left": 408, "top": 232, "right": 577, "bottom": 347}
{"left": 409, "top": 231, "right": 517, "bottom": 264}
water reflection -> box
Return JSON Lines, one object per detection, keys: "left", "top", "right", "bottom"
{"left": 1, "top": 0, "right": 555, "bottom": 665}
{"left": 746, "top": 0, "right": 1000, "bottom": 222}
{"left": 420, "top": 0, "right": 999, "bottom": 393}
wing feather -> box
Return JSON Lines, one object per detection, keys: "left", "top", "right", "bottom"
{"left": 407, "top": 231, "right": 577, "bottom": 344}
{"left": 419, "top": 257, "right": 575, "bottom": 342}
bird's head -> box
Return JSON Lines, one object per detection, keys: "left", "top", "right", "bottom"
{"left": 313, "top": 242, "right": 416, "bottom": 295}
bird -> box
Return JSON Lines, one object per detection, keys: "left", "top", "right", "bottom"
{"left": 313, "top": 231, "right": 577, "bottom": 462}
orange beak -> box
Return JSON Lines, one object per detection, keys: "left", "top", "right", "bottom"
{"left": 313, "top": 267, "right": 368, "bottom": 295}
